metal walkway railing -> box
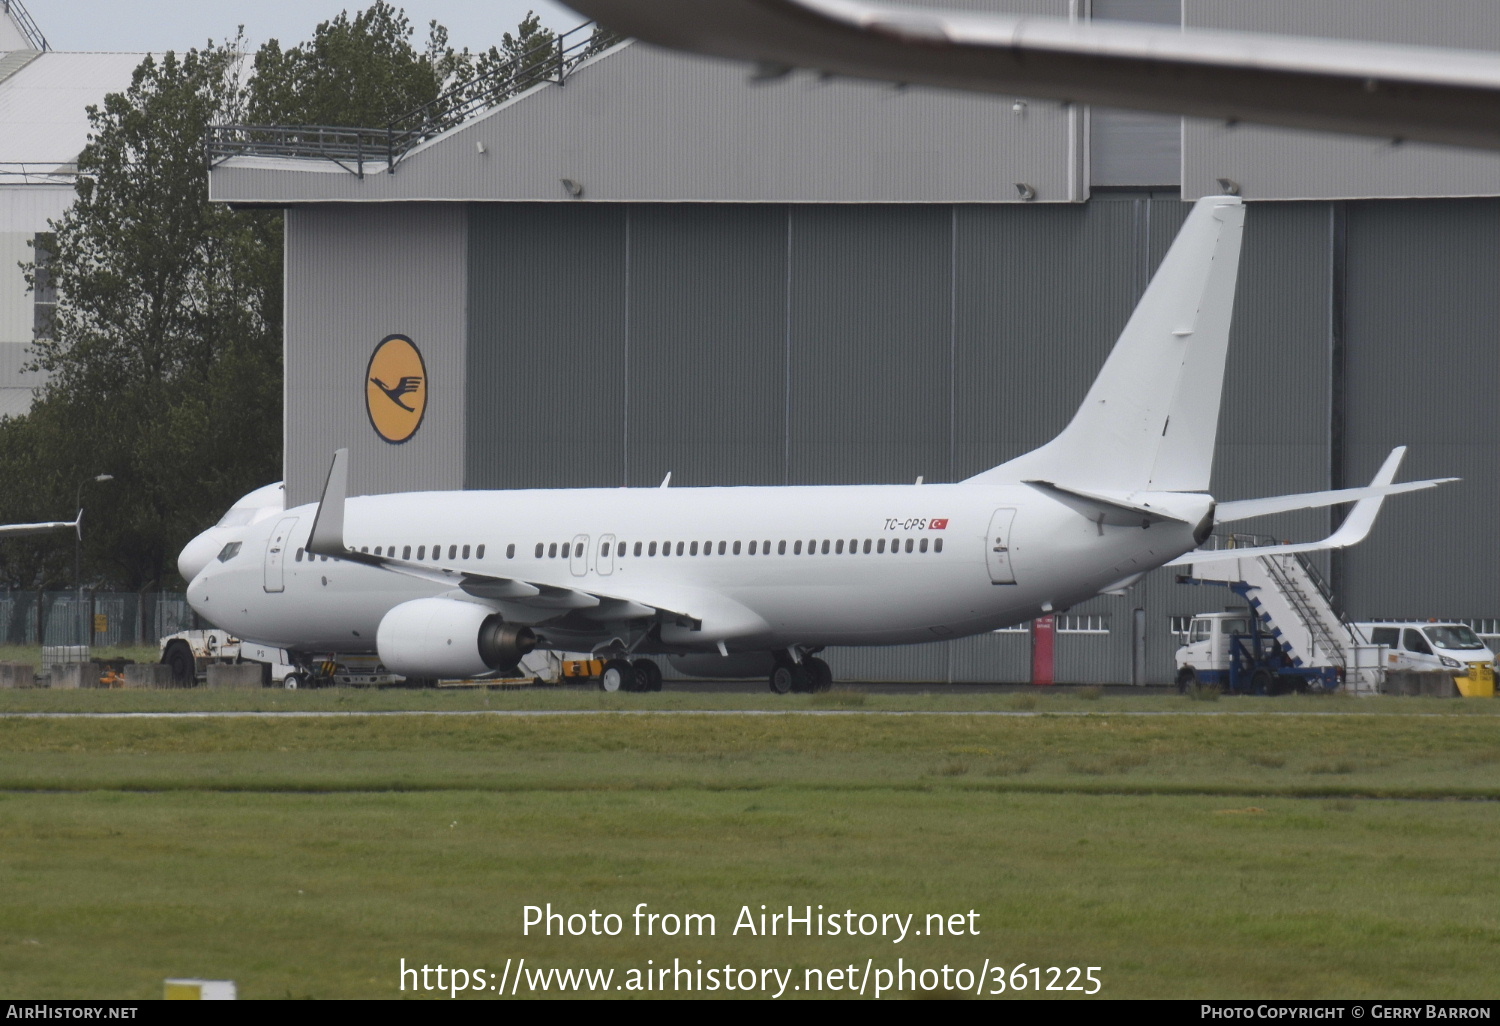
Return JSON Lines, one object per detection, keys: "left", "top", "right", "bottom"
{"left": 207, "top": 21, "right": 614, "bottom": 177}
{"left": 1, "top": 0, "right": 49, "bottom": 51}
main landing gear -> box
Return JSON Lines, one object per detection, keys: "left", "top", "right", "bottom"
{"left": 600, "top": 658, "right": 663, "bottom": 693}
{"left": 768, "top": 655, "right": 832, "bottom": 694}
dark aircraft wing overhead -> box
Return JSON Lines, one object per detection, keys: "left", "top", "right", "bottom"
{"left": 562, "top": 0, "right": 1500, "bottom": 150}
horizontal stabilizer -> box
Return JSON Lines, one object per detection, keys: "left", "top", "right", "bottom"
{"left": 1215, "top": 462, "right": 1454, "bottom": 523}
{"left": 1169, "top": 446, "right": 1453, "bottom": 566}
{"left": 1024, "top": 480, "right": 1190, "bottom": 527}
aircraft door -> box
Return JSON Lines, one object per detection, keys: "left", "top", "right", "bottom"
{"left": 570, "top": 534, "right": 590, "bottom": 576}
{"left": 598, "top": 534, "right": 616, "bottom": 576}
{"left": 986, "top": 508, "right": 1017, "bottom": 585}
{"left": 263, "top": 516, "right": 299, "bottom": 594}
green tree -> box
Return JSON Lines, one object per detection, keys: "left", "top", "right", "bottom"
{"left": 248, "top": 1, "right": 456, "bottom": 126}
{"left": 13, "top": 40, "right": 282, "bottom": 593}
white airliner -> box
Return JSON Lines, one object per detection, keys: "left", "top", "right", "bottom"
{"left": 181, "top": 196, "right": 1452, "bottom": 693}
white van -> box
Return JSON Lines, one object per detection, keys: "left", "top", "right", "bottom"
{"left": 1355, "top": 622, "right": 1495, "bottom": 696}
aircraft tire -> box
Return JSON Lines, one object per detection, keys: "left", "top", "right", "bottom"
{"left": 788, "top": 666, "right": 813, "bottom": 694}
{"left": 163, "top": 643, "right": 195, "bottom": 686}
{"left": 601, "top": 659, "right": 633, "bottom": 693}
{"left": 632, "top": 659, "right": 663, "bottom": 692}
{"left": 768, "top": 665, "right": 795, "bottom": 694}
{"left": 807, "top": 657, "right": 833, "bottom": 693}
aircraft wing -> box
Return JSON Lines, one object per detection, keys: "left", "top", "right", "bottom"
{"left": 0, "top": 513, "right": 81, "bottom": 539}
{"left": 563, "top": 0, "right": 1500, "bottom": 150}
{"left": 1168, "top": 447, "right": 1450, "bottom": 566}
{"left": 304, "top": 449, "right": 690, "bottom": 621}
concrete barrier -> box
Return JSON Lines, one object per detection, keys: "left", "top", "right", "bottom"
{"left": 123, "top": 663, "right": 175, "bottom": 689}
{"left": 1381, "top": 670, "right": 1458, "bottom": 698}
{"left": 49, "top": 662, "right": 101, "bottom": 689}
{"left": 0, "top": 662, "right": 34, "bottom": 688}
{"left": 205, "top": 662, "right": 264, "bottom": 689}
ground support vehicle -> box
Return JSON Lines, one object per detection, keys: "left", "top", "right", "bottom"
{"left": 159, "top": 630, "right": 396, "bottom": 689}
{"left": 1354, "top": 622, "right": 1496, "bottom": 697}
{"left": 1174, "top": 611, "right": 1339, "bottom": 695}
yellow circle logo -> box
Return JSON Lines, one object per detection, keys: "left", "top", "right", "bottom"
{"left": 365, "top": 335, "right": 427, "bottom": 444}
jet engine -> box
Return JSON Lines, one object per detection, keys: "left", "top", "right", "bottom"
{"left": 376, "top": 597, "right": 535, "bottom": 679}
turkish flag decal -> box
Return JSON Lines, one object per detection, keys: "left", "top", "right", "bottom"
{"left": 930, "top": 518, "right": 949, "bottom": 530}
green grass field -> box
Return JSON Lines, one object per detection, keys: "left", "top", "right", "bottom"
{"left": 2, "top": 691, "right": 1498, "bottom": 999}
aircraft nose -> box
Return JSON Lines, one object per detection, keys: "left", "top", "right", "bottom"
{"left": 178, "top": 529, "right": 224, "bottom": 583}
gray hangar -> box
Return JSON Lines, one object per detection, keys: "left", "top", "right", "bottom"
{"left": 207, "top": 0, "right": 1500, "bottom": 684}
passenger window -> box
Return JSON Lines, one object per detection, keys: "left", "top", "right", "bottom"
{"left": 417, "top": 546, "right": 426, "bottom": 560}
{"left": 934, "top": 538, "right": 943, "bottom": 553}
{"left": 905, "top": 538, "right": 914, "bottom": 553}
{"left": 562, "top": 542, "right": 571, "bottom": 559}
{"left": 863, "top": 539, "right": 871, "bottom": 554}
{"left": 690, "top": 541, "right": 699, "bottom": 556}
{"left": 634, "top": 542, "right": 643, "bottom": 557}
{"left": 535, "top": 543, "right": 544, "bottom": 558}
{"left": 617, "top": 542, "right": 626, "bottom": 557}
{"left": 295, "top": 548, "right": 303, "bottom": 562}
{"left": 820, "top": 540, "right": 829, "bottom": 554}
{"left": 374, "top": 546, "right": 382, "bottom": 556}
{"left": 505, "top": 544, "right": 513, "bottom": 559}
{"left": 733, "top": 541, "right": 742, "bottom": 555}
{"left": 676, "top": 542, "right": 685, "bottom": 556}
{"left": 361, "top": 546, "right": 369, "bottom": 554}
{"left": 449, "top": 545, "right": 457, "bottom": 559}
{"left": 663, "top": 541, "right": 672, "bottom": 557}
{"left": 778, "top": 541, "right": 787, "bottom": 555}
{"left": 649, "top": 542, "right": 658, "bottom": 556}
{"left": 476, "top": 544, "right": 485, "bottom": 559}
{"left": 748, "top": 541, "right": 756, "bottom": 555}
{"left": 919, "top": 538, "right": 929, "bottom": 553}
{"left": 1403, "top": 628, "right": 1432, "bottom": 655}
{"left": 548, "top": 543, "right": 558, "bottom": 558}
{"left": 877, "top": 539, "right": 886, "bottom": 553}
{"left": 402, "top": 545, "right": 412, "bottom": 559}
{"left": 794, "top": 541, "right": 803, "bottom": 555}
{"left": 600, "top": 541, "right": 609, "bottom": 557}
{"left": 836, "top": 539, "right": 844, "bottom": 554}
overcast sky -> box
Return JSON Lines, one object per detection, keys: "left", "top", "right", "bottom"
{"left": 27, "top": 1, "right": 585, "bottom": 54}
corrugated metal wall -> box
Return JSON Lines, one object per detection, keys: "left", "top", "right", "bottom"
{"left": 1339, "top": 199, "right": 1500, "bottom": 620}
{"left": 285, "top": 204, "right": 468, "bottom": 505}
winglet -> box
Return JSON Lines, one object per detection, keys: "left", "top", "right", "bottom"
{"left": 306, "top": 448, "right": 349, "bottom": 558}
{"left": 74, "top": 508, "right": 83, "bottom": 542}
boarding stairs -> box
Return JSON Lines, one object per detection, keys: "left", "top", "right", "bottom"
{"left": 1180, "top": 534, "right": 1385, "bottom": 694}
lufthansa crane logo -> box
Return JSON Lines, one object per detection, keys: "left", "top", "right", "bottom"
{"left": 365, "top": 334, "right": 427, "bottom": 444}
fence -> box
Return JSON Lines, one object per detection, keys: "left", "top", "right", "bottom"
{"left": 0, "top": 591, "right": 194, "bottom": 648}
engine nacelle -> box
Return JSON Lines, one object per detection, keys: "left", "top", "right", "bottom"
{"left": 376, "top": 597, "right": 535, "bottom": 679}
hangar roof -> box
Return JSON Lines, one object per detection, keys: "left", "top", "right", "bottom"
{"left": 207, "top": 36, "right": 1083, "bottom": 206}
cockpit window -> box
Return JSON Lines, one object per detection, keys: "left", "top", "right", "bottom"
{"left": 215, "top": 508, "right": 256, "bottom": 528}
{"left": 216, "top": 541, "right": 242, "bottom": 563}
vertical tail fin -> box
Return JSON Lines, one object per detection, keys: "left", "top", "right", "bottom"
{"left": 966, "top": 195, "right": 1245, "bottom": 492}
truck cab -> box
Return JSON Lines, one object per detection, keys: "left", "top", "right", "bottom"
{"left": 1174, "top": 610, "right": 1338, "bottom": 695}
{"left": 1175, "top": 612, "right": 1252, "bottom": 682}
{"left": 1354, "top": 622, "right": 1496, "bottom": 697}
